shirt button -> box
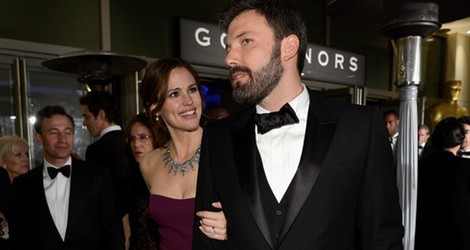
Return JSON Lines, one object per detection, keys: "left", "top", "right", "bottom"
{"left": 276, "top": 210, "right": 282, "bottom": 216}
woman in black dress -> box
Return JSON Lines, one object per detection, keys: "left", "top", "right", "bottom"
{"left": 416, "top": 117, "right": 470, "bottom": 250}
{"left": 121, "top": 113, "right": 159, "bottom": 249}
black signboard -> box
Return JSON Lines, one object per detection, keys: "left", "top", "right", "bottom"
{"left": 180, "top": 18, "right": 365, "bottom": 86}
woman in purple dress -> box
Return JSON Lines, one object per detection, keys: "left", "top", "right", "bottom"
{"left": 139, "top": 58, "right": 227, "bottom": 250}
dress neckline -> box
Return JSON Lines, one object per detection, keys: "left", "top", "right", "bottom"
{"left": 150, "top": 193, "right": 195, "bottom": 201}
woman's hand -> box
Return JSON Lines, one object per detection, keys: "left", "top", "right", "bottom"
{"left": 196, "top": 202, "right": 227, "bottom": 240}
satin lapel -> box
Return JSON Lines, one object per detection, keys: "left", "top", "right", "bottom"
{"left": 65, "top": 159, "right": 90, "bottom": 240}
{"left": 33, "top": 166, "right": 51, "bottom": 218}
{"left": 279, "top": 90, "right": 338, "bottom": 242}
{"left": 34, "top": 165, "right": 63, "bottom": 241}
{"left": 232, "top": 108, "right": 274, "bottom": 249}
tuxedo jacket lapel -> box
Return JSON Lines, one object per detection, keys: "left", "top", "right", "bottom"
{"left": 65, "top": 159, "right": 90, "bottom": 241}
{"left": 31, "top": 166, "right": 50, "bottom": 218}
{"left": 279, "top": 90, "right": 337, "bottom": 242}
{"left": 231, "top": 108, "right": 275, "bottom": 249}
{"left": 33, "top": 165, "right": 64, "bottom": 244}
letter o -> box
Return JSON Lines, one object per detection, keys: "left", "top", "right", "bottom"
{"left": 318, "top": 51, "right": 329, "bottom": 66}
{"left": 220, "top": 33, "right": 227, "bottom": 49}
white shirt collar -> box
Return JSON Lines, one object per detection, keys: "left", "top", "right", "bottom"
{"left": 99, "top": 125, "right": 121, "bottom": 139}
{"left": 256, "top": 83, "right": 309, "bottom": 118}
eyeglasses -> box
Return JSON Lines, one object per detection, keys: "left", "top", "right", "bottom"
{"left": 127, "top": 134, "right": 152, "bottom": 143}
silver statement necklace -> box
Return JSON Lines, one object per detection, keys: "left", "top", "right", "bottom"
{"left": 163, "top": 143, "right": 201, "bottom": 176}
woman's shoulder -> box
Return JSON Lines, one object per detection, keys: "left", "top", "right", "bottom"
{"left": 140, "top": 147, "right": 165, "bottom": 171}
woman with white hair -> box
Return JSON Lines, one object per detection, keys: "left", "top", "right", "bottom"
{"left": 0, "top": 135, "right": 29, "bottom": 183}
{"left": 0, "top": 135, "right": 29, "bottom": 249}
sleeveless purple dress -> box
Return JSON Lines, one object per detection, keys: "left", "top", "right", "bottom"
{"left": 149, "top": 194, "right": 195, "bottom": 250}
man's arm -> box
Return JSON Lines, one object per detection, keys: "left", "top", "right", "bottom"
{"left": 193, "top": 127, "right": 227, "bottom": 250}
{"left": 99, "top": 167, "right": 125, "bottom": 250}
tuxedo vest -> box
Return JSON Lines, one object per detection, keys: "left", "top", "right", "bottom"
{"left": 256, "top": 152, "right": 295, "bottom": 248}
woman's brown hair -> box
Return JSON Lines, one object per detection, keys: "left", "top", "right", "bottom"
{"left": 139, "top": 58, "right": 201, "bottom": 147}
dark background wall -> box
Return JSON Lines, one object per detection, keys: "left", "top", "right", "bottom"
{"left": 0, "top": 0, "right": 101, "bottom": 50}
{"left": 1, "top": 0, "right": 442, "bottom": 94}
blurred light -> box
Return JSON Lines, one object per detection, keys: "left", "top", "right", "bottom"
{"left": 9, "top": 116, "right": 16, "bottom": 120}
{"left": 29, "top": 116, "right": 36, "bottom": 125}
{"left": 466, "top": 30, "right": 470, "bottom": 34}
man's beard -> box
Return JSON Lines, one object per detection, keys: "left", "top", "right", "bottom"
{"left": 231, "top": 44, "right": 283, "bottom": 104}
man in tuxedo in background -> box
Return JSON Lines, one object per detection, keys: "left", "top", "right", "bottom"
{"left": 79, "top": 90, "right": 124, "bottom": 182}
{"left": 193, "top": 0, "right": 404, "bottom": 249}
{"left": 384, "top": 109, "right": 400, "bottom": 155}
{"left": 6, "top": 105, "right": 124, "bottom": 250}
{"left": 418, "top": 124, "right": 430, "bottom": 159}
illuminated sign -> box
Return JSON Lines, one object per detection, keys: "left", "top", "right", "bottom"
{"left": 180, "top": 18, "right": 366, "bottom": 86}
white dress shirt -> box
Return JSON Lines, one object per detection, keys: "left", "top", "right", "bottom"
{"left": 256, "top": 84, "right": 309, "bottom": 202}
{"left": 390, "top": 133, "right": 399, "bottom": 153}
{"left": 43, "top": 157, "right": 72, "bottom": 240}
{"left": 418, "top": 143, "right": 425, "bottom": 157}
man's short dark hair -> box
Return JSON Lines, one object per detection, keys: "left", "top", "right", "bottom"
{"left": 431, "top": 117, "right": 465, "bottom": 150}
{"left": 383, "top": 109, "right": 399, "bottom": 119}
{"left": 79, "top": 91, "right": 121, "bottom": 125}
{"left": 219, "top": 0, "right": 308, "bottom": 74}
{"left": 34, "top": 106, "right": 75, "bottom": 134}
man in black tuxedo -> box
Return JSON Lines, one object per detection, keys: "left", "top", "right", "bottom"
{"left": 384, "top": 109, "right": 400, "bottom": 155}
{"left": 79, "top": 91, "right": 125, "bottom": 182}
{"left": 418, "top": 124, "right": 432, "bottom": 159}
{"left": 193, "top": 0, "right": 404, "bottom": 249}
{"left": 6, "top": 106, "right": 124, "bottom": 250}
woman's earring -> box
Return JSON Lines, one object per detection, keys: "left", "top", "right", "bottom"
{"left": 155, "top": 114, "right": 159, "bottom": 122}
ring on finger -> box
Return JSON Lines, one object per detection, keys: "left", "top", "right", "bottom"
{"left": 210, "top": 226, "right": 216, "bottom": 236}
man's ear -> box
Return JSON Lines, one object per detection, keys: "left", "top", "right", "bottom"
{"left": 98, "top": 109, "right": 106, "bottom": 121}
{"left": 281, "top": 34, "right": 300, "bottom": 62}
{"left": 34, "top": 132, "right": 43, "bottom": 147}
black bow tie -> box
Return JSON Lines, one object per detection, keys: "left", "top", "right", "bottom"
{"left": 47, "top": 165, "right": 71, "bottom": 179}
{"left": 254, "top": 103, "right": 299, "bottom": 134}
{"left": 460, "top": 151, "right": 470, "bottom": 156}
